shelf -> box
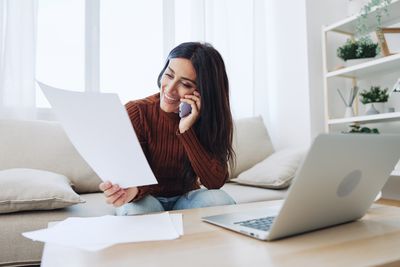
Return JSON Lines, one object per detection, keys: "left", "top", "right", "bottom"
{"left": 323, "top": 0, "right": 400, "bottom": 34}
{"left": 326, "top": 53, "right": 400, "bottom": 79}
{"left": 323, "top": 0, "right": 400, "bottom": 136}
{"left": 328, "top": 112, "right": 400, "bottom": 125}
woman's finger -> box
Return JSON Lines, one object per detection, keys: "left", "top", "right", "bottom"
{"left": 113, "top": 194, "right": 127, "bottom": 207}
{"left": 184, "top": 94, "right": 201, "bottom": 110}
{"left": 99, "top": 181, "right": 112, "bottom": 192}
{"left": 106, "top": 189, "right": 125, "bottom": 205}
{"left": 180, "top": 98, "right": 199, "bottom": 115}
{"left": 103, "top": 184, "right": 120, "bottom": 197}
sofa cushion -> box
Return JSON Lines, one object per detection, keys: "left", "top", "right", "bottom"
{"left": 231, "top": 116, "right": 274, "bottom": 178}
{"left": 0, "top": 119, "right": 102, "bottom": 193}
{"left": 231, "top": 149, "right": 306, "bottom": 189}
{"left": 0, "top": 193, "right": 114, "bottom": 266}
{"left": 0, "top": 168, "right": 85, "bottom": 214}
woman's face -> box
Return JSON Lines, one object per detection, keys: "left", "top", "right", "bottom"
{"left": 160, "top": 58, "right": 197, "bottom": 113}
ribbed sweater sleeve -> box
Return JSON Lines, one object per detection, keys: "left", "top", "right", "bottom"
{"left": 125, "top": 101, "right": 161, "bottom": 201}
{"left": 177, "top": 128, "right": 228, "bottom": 189}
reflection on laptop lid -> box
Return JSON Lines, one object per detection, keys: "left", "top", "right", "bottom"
{"left": 202, "top": 134, "right": 400, "bottom": 241}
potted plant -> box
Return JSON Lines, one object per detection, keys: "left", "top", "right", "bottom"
{"left": 359, "top": 85, "right": 389, "bottom": 114}
{"left": 355, "top": 0, "right": 392, "bottom": 39}
{"left": 337, "top": 38, "right": 379, "bottom": 65}
{"left": 343, "top": 123, "right": 380, "bottom": 134}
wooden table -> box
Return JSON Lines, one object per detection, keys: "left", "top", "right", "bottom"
{"left": 41, "top": 200, "right": 400, "bottom": 267}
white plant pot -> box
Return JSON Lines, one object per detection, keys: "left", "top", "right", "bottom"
{"left": 345, "top": 58, "right": 374, "bottom": 67}
{"left": 365, "top": 102, "right": 386, "bottom": 115}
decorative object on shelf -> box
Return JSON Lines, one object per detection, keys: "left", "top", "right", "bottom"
{"left": 337, "top": 86, "right": 359, "bottom": 117}
{"left": 364, "top": 102, "right": 381, "bottom": 114}
{"left": 343, "top": 123, "right": 380, "bottom": 134}
{"left": 392, "top": 78, "right": 400, "bottom": 93}
{"left": 359, "top": 86, "right": 389, "bottom": 114}
{"left": 337, "top": 38, "right": 379, "bottom": 64}
{"left": 355, "top": 0, "right": 392, "bottom": 40}
{"left": 376, "top": 28, "right": 400, "bottom": 56}
{"left": 386, "top": 78, "right": 400, "bottom": 113}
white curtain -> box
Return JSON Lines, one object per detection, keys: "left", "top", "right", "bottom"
{"left": 0, "top": 0, "right": 38, "bottom": 119}
{"left": 174, "top": 0, "right": 268, "bottom": 119}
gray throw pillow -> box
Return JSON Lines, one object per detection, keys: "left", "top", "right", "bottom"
{"left": 231, "top": 149, "right": 306, "bottom": 189}
{"left": 0, "top": 168, "right": 85, "bottom": 214}
{"left": 230, "top": 116, "right": 274, "bottom": 178}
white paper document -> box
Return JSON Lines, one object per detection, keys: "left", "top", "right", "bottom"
{"left": 23, "top": 213, "right": 183, "bottom": 251}
{"left": 38, "top": 82, "right": 157, "bottom": 188}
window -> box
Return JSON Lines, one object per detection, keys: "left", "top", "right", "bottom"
{"left": 36, "top": 0, "right": 85, "bottom": 108}
{"left": 100, "top": 0, "right": 163, "bottom": 104}
{"left": 36, "top": 0, "right": 163, "bottom": 108}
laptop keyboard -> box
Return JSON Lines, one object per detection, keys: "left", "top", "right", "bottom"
{"left": 234, "top": 216, "right": 275, "bottom": 231}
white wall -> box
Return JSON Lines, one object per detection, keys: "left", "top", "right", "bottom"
{"left": 305, "top": 0, "right": 349, "bottom": 139}
{"left": 262, "top": 0, "right": 311, "bottom": 150}
{"left": 258, "top": 0, "right": 354, "bottom": 150}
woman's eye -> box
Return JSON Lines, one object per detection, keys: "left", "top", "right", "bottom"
{"left": 182, "top": 83, "right": 192, "bottom": 89}
{"left": 164, "top": 73, "right": 173, "bottom": 79}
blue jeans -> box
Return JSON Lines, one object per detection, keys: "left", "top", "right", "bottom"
{"left": 116, "top": 188, "right": 236, "bottom": 216}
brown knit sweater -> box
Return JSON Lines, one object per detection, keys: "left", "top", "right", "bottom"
{"left": 125, "top": 93, "right": 228, "bottom": 201}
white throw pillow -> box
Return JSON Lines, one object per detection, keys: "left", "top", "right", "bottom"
{"left": 230, "top": 116, "right": 274, "bottom": 178}
{"left": 231, "top": 149, "right": 306, "bottom": 189}
{"left": 0, "top": 168, "right": 85, "bottom": 214}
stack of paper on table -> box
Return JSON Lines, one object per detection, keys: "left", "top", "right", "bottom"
{"left": 23, "top": 213, "right": 183, "bottom": 251}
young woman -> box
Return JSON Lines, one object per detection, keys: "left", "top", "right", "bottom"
{"left": 99, "top": 42, "right": 236, "bottom": 215}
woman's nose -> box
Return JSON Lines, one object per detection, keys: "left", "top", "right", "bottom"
{"left": 165, "top": 80, "right": 178, "bottom": 93}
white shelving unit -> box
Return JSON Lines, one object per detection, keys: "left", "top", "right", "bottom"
{"left": 326, "top": 53, "right": 400, "bottom": 79}
{"left": 323, "top": 0, "right": 400, "bottom": 129}
{"left": 328, "top": 111, "right": 400, "bottom": 125}
{"left": 322, "top": 0, "right": 400, "bottom": 177}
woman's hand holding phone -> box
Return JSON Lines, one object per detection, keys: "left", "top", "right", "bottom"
{"left": 179, "top": 91, "right": 201, "bottom": 133}
{"left": 179, "top": 102, "right": 192, "bottom": 118}
{"left": 99, "top": 181, "right": 138, "bottom": 207}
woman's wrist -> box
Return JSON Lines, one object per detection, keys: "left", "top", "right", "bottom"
{"left": 127, "top": 187, "right": 139, "bottom": 202}
{"left": 179, "top": 126, "right": 189, "bottom": 134}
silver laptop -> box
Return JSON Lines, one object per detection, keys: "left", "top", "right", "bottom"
{"left": 202, "top": 134, "right": 400, "bottom": 241}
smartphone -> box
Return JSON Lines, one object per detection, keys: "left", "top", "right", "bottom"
{"left": 179, "top": 102, "right": 192, "bottom": 118}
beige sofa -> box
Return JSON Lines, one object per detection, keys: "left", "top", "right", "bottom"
{"left": 0, "top": 117, "right": 289, "bottom": 266}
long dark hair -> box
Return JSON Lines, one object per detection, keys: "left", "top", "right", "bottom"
{"left": 157, "top": 42, "right": 235, "bottom": 191}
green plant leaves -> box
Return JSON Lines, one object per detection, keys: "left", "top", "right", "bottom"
{"left": 337, "top": 38, "right": 379, "bottom": 61}
{"left": 359, "top": 86, "right": 389, "bottom": 104}
{"left": 343, "top": 124, "right": 380, "bottom": 134}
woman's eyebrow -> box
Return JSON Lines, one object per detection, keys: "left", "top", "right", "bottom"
{"left": 181, "top": 77, "right": 196, "bottom": 85}
{"left": 167, "top": 66, "right": 175, "bottom": 74}
{"left": 167, "top": 66, "right": 196, "bottom": 85}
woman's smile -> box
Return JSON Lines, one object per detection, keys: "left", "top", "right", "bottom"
{"left": 163, "top": 93, "right": 179, "bottom": 104}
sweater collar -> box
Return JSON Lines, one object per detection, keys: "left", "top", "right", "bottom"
{"left": 159, "top": 104, "right": 180, "bottom": 122}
